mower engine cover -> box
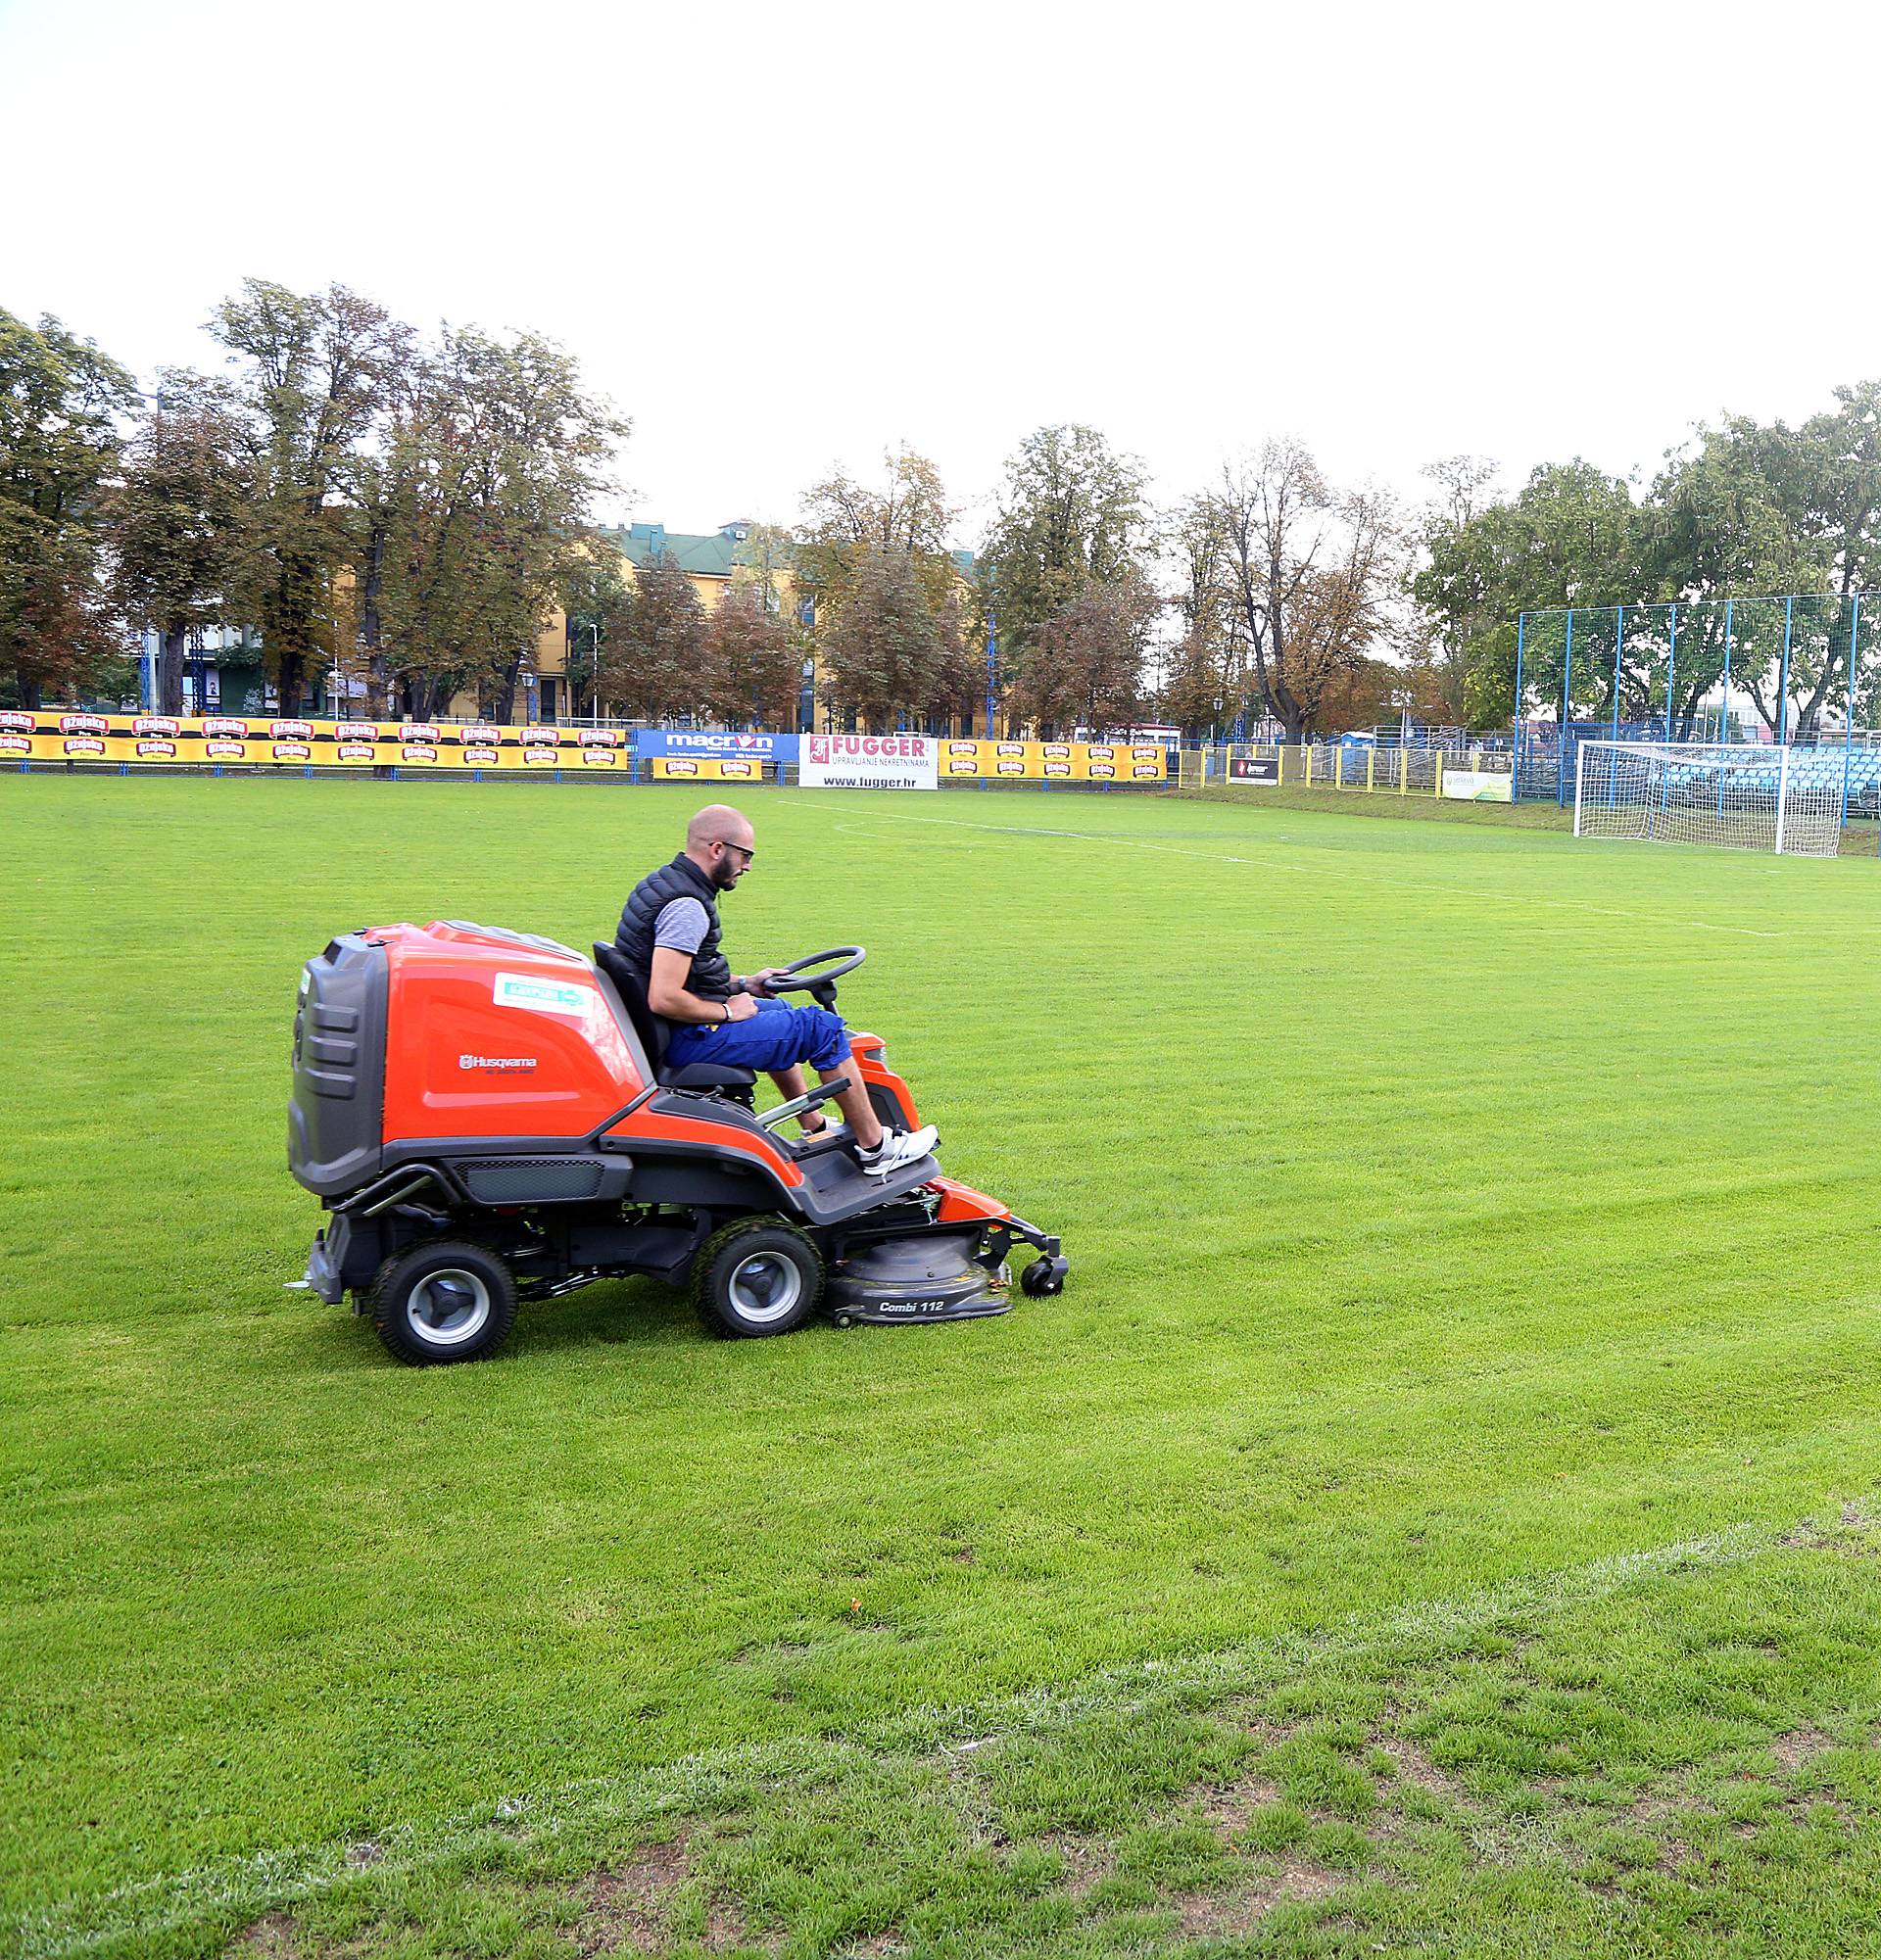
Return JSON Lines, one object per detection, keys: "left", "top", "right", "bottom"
{"left": 290, "top": 921, "right": 643, "bottom": 1197}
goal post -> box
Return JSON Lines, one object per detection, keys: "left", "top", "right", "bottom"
{"left": 1572, "top": 740, "right": 1842, "bottom": 856}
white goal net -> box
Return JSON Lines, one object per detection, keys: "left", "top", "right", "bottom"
{"left": 1573, "top": 741, "right": 1843, "bottom": 856}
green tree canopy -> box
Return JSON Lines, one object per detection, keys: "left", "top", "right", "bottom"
{"left": 820, "top": 544, "right": 967, "bottom": 729}
{"left": 978, "top": 425, "right": 1150, "bottom": 706}
{"left": 107, "top": 370, "right": 250, "bottom": 715}
{"left": 0, "top": 308, "right": 139, "bottom": 707}
{"left": 613, "top": 551, "right": 708, "bottom": 721}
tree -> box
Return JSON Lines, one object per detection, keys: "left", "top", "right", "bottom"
{"left": 0, "top": 309, "right": 138, "bottom": 706}
{"left": 372, "top": 325, "right": 627, "bottom": 719}
{"left": 1210, "top": 441, "right": 1403, "bottom": 741}
{"left": 107, "top": 370, "right": 249, "bottom": 715}
{"left": 820, "top": 544, "right": 960, "bottom": 729}
{"left": 703, "top": 581, "right": 801, "bottom": 727}
{"left": 1643, "top": 391, "right": 1881, "bottom": 737}
{"left": 796, "top": 445, "right": 956, "bottom": 622}
{"left": 1013, "top": 579, "right": 1156, "bottom": 733}
{"left": 730, "top": 520, "right": 800, "bottom": 608}
{"left": 210, "top": 280, "right": 411, "bottom": 713}
{"left": 561, "top": 546, "right": 633, "bottom": 717}
{"left": 1412, "top": 459, "right": 1642, "bottom": 728}
{"left": 978, "top": 424, "right": 1150, "bottom": 704}
{"left": 1159, "top": 496, "right": 1235, "bottom": 735}
{"left": 613, "top": 551, "right": 707, "bottom": 720}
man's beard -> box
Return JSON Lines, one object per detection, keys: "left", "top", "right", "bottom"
{"left": 712, "top": 861, "right": 739, "bottom": 890}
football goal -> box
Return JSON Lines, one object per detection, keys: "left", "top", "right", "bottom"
{"left": 1573, "top": 741, "right": 1843, "bottom": 856}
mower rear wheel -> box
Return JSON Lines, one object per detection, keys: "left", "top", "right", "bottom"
{"left": 370, "top": 1240, "right": 517, "bottom": 1366}
{"left": 692, "top": 1219, "right": 822, "bottom": 1339}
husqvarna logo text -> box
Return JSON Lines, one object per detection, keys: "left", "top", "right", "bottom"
{"left": 459, "top": 1054, "right": 537, "bottom": 1072}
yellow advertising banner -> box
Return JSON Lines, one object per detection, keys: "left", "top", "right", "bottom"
{"left": 651, "top": 756, "right": 768, "bottom": 782}
{"left": 936, "top": 739, "right": 1169, "bottom": 782}
{"left": 0, "top": 712, "right": 630, "bottom": 769}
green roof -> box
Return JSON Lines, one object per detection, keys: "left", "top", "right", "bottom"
{"left": 596, "top": 522, "right": 976, "bottom": 579}
{"left": 599, "top": 522, "right": 739, "bottom": 579}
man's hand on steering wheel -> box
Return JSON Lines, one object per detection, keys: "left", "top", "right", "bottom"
{"left": 747, "top": 967, "right": 792, "bottom": 997}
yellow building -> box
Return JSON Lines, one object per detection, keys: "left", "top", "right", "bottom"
{"left": 540, "top": 519, "right": 803, "bottom": 726}
{"left": 537, "top": 519, "right": 985, "bottom": 735}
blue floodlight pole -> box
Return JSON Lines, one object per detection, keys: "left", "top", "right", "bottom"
{"left": 985, "top": 609, "right": 996, "bottom": 738}
{"left": 1721, "top": 598, "right": 1733, "bottom": 741}
{"left": 1558, "top": 608, "right": 1574, "bottom": 804}
{"left": 1513, "top": 613, "right": 1525, "bottom": 800}
{"left": 1841, "top": 591, "right": 1860, "bottom": 827}
{"left": 1664, "top": 604, "right": 1677, "bottom": 740}
{"left": 1611, "top": 603, "right": 1624, "bottom": 739}
{"left": 1778, "top": 596, "right": 1794, "bottom": 744}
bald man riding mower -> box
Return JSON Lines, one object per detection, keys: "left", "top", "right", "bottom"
{"left": 288, "top": 922, "right": 1067, "bottom": 1363}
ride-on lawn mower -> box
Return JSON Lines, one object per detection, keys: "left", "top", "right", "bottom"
{"left": 288, "top": 921, "right": 1067, "bottom": 1363}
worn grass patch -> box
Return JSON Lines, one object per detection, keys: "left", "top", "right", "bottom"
{"left": 7, "top": 776, "right": 1881, "bottom": 1956}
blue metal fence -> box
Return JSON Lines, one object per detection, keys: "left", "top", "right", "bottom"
{"left": 1513, "top": 593, "right": 1879, "bottom": 820}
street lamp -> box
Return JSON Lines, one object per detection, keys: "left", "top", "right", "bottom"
{"left": 583, "top": 621, "right": 603, "bottom": 722}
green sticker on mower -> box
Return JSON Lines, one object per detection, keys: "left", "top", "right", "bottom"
{"left": 493, "top": 971, "right": 588, "bottom": 1016}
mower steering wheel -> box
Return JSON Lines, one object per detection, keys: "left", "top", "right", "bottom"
{"left": 763, "top": 946, "right": 866, "bottom": 1008}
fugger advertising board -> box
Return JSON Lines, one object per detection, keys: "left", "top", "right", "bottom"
{"left": 798, "top": 734, "right": 939, "bottom": 789}
{"left": 1227, "top": 755, "right": 1281, "bottom": 784}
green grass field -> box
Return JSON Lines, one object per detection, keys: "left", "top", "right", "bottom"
{"left": 8, "top": 776, "right": 1881, "bottom": 1959}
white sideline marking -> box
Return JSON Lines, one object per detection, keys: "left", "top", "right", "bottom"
{"left": 815, "top": 803, "right": 1792, "bottom": 940}
{"left": 11, "top": 1516, "right": 1816, "bottom": 1957}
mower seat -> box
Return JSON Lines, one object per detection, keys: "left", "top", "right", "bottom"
{"left": 592, "top": 943, "right": 758, "bottom": 1092}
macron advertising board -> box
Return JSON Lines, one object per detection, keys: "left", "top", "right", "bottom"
{"left": 633, "top": 729, "right": 797, "bottom": 762}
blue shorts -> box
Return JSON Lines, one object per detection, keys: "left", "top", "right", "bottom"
{"left": 665, "top": 996, "right": 852, "bottom": 1075}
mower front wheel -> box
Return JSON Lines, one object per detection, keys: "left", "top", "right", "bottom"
{"left": 370, "top": 1240, "right": 518, "bottom": 1366}
{"left": 1020, "top": 1255, "right": 1068, "bottom": 1299}
{"left": 692, "top": 1219, "right": 823, "bottom": 1339}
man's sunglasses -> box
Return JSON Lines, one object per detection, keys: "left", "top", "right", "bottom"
{"left": 712, "top": 839, "right": 755, "bottom": 863}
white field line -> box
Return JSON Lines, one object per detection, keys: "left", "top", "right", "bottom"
{"left": 812, "top": 803, "right": 1795, "bottom": 941}
{"left": 11, "top": 1515, "right": 1820, "bottom": 1959}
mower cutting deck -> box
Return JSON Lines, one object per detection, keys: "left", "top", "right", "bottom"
{"left": 288, "top": 921, "right": 1066, "bottom": 1362}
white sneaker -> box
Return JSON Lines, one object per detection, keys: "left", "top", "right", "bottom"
{"left": 857, "top": 1123, "right": 939, "bottom": 1175}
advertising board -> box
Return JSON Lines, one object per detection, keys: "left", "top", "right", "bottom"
{"left": 1440, "top": 770, "right": 1514, "bottom": 802}
{"left": 3, "top": 712, "right": 1175, "bottom": 787}
{"left": 634, "top": 729, "right": 797, "bottom": 762}
{"left": 1227, "top": 756, "right": 1281, "bottom": 784}
{"left": 651, "top": 756, "right": 766, "bottom": 782}
{"left": 938, "top": 740, "right": 1169, "bottom": 782}
{"left": 798, "top": 734, "right": 939, "bottom": 789}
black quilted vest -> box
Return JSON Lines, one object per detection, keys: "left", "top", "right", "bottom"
{"left": 614, "top": 852, "right": 733, "bottom": 1002}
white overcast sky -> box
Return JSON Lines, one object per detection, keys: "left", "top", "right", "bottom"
{"left": 6, "top": 0, "right": 1877, "bottom": 548}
